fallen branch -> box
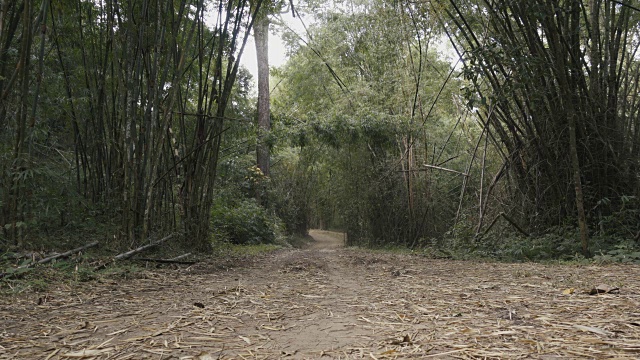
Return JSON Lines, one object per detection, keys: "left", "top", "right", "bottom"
{"left": 134, "top": 252, "right": 194, "bottom": 265}
{"left": 133, "top": 258, "right": 196, "bottom": 265}
{"left": 168, "top": 253, "right": 192, "bottom": 261}
{"left": 114, "top": 234, "right": 176, "bottom": 260}
{"left": 0, "top": 241, "right": 99, "bottom": 279}
{"left": 95, "top": 233, "right": 177, "bottom": 271}
{"left": 38, "top": 241, "right": 99, "bottom": 265}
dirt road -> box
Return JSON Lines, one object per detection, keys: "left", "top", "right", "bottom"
{"left": 2, "top": 230, "right": 640, "bottom": 359}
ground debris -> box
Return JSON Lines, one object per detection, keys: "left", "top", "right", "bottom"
{"left": 2, "top": 230, "right": 640, "bottom": 359}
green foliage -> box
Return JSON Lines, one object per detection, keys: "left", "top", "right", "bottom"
{"left": 211, "top": 242, "right": 282, "bottom": 257}
{"left": 447, "top": 0, "right": 640, "bottom": 233}
{"left": 431, "top": 217, "right": 640, "bottom": 263}
{"left": 593, "top": 196, "right": 640, "bottom": 238}
{"left": 486, "top": 232, "right": 582, "bottom": 262}
{"left": 0, "top": 138, "right": 112, "bottom": 249}
{"left": 272, "top": 0, "right": 467, "bottom": 249}
{"left": 268, "top": 148, "right": 312, "bottom": 236}
{"left": 1, "top": 0, "right": 263, "bottom": 251}
{"left": 211, "top": 197, "right": 281, "bottom": 245}
{"left": 0, "top": 252, "right": 141, "bottom": 294}
{"left": 2, "top": 253, "right": 51, "bottom": 280}
{"left": 593, "top": 242, "right": 640, "bottom": 264}
{"left": 3, "top": 0, "right": 638, "bottom": 265}
{"left": 211, "top": 156, "right": 285, "bottom": 247}
{"left": 214, "top": 147, "right": 305, "bottom": 246}
{"left": 218, "top": 156, "right": 270, "bottom": 199}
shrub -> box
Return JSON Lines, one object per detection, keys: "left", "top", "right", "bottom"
{"left": 593, "top": 242, "right": 640, "bottom": 264}
{"left": 210, "top": 197, "right": 281, "bottom": 245}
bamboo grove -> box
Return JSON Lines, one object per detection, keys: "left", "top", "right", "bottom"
{"left": 0, "top": 0, "right": 263, "bottom": 249}
{"left": 442, "top": 0, "right": 640, "bottom": 254}
{"left": 1, "top": 0, "right": 639, "bottom": 257}
{"left": 272, "top": 0, "right": 640, "bottom": 255}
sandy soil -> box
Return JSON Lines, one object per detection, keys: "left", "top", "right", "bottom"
{"left": 2, "top": 230, "right": 640, "bottom": 359}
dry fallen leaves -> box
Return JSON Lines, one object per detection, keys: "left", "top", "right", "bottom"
{"left": 2, "top": 230, "right": 640, "bottom": 359}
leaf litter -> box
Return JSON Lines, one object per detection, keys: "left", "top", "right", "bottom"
{"left": 2, "top": 230, "right": 640, "bottom": 359}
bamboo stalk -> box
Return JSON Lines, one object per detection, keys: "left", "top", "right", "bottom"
{"left": 0, "top": 241, "right": 99, "bottom": 279}
{"left": 113, "top": 233, "right": 176, "bottom": 261}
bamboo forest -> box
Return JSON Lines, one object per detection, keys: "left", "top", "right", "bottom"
{"left": 2, "top": 0, "right": 640, "bottom": 358}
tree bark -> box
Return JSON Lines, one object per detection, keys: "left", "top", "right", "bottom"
{"left": 569, "top": 111, "right": 590, "bottom": 257}
{"left": 255, "top": 15, "right": 270, "bottom": 178}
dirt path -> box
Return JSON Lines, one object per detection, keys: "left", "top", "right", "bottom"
{"left": 2, "top": 231, "right": 640, "bottom": 359}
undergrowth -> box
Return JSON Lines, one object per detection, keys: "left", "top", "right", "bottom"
{"left": 433, "top": 220, "right": 640, "bottom": 264}
{"left": 0, "top": 252, "right": 143, "bottom": 295}
{"left": 1, "top": 239, "right": 288, "bottom": 295}
{"left": 211, "top": 242, "right": 283, "bottom": 257}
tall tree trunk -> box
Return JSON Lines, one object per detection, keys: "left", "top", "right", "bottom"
{"left": 548, "top": 1, "right": 590, "bottom": 257}
{"left": 9, "top": 0, "right": 33, "bottom": 246}
{"left": 255, "top": 15, "right": 270, "bottom": 179}
{"left": 568, "top": 111, "right": 590, "bottom": 257}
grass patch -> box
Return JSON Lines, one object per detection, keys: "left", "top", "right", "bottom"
{"left": 211, "top": 242, "right": 283, "bottom": 257}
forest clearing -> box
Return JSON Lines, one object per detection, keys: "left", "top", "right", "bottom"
{"left": 2, "top": 230, "right": 640, "bottom": 359}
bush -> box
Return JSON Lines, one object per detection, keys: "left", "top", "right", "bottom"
{"left": 593, "top": 241, "right": 640, "bottom": 264}
{"left": 210, "top": 197, "right": 281, "bottom": 245}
